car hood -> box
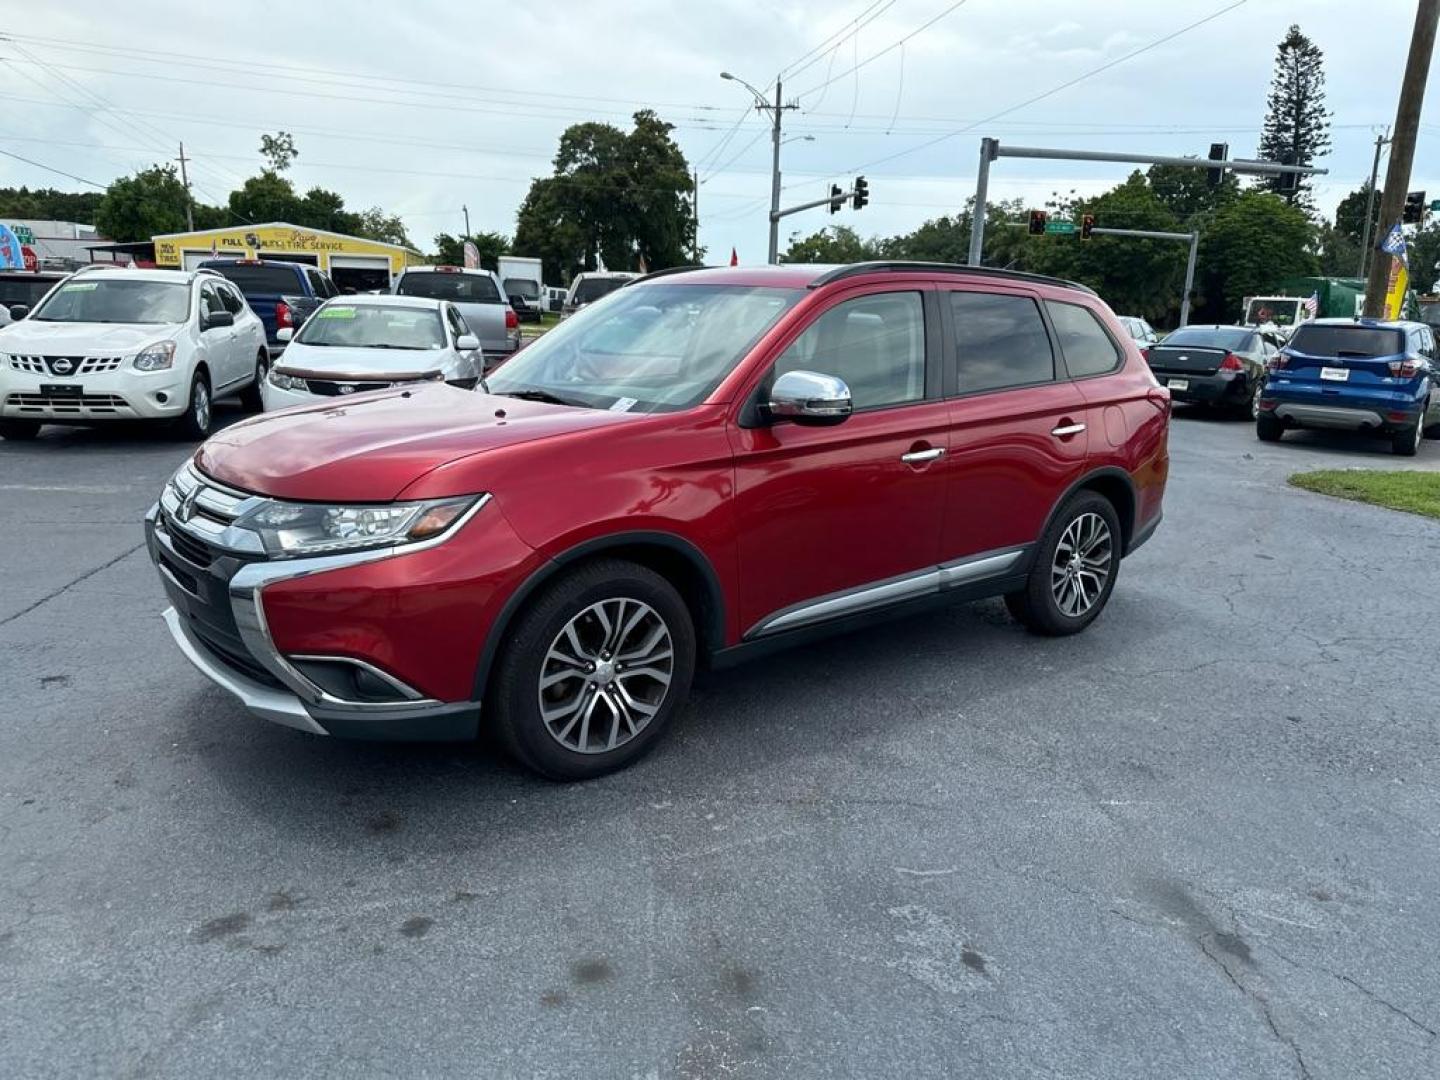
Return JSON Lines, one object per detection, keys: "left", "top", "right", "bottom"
{"left": 276, "top": 342, "right": 447, "bottom": 378}
{"left": 0, "top": 321, "right": 182, "bottom": 354}
{"left": 195, "top": 382, "right": 638, "bottom": 502}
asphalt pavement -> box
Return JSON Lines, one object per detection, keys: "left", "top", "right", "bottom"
{"left": 2, "top": 405, "right": 1439, "bottom": 1079}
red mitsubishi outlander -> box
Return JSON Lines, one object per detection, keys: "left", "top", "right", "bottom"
{"left": 147, "top": 262, "right": 1169, "bottom": 779}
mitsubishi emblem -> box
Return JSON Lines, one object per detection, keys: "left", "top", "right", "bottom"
{"left": 177, "top": 486, "right": 202, "bottom": 523}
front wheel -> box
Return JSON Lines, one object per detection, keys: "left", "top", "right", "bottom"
{"left": 1005, "top": 492, "right": 1121, "bottom": 637}
{"left": 0, "top": 419, "right": 41, "bottom": 440}
{"left": 1256, "top": 415, "right": 1284, "bottom": 442}
{"left": 238, "top": 351, "right": 268, "bottom": 412}
{"left": 174, "top": 373, "right": 212, "bottom": 440}
{"left": 490, "top": 558, "right": 696, "bottom": 780}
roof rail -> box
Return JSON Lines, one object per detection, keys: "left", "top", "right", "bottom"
{"left": 70, "top": 262, "right": 127, "bottom": 275}
{"left": 807, "top": 261, "right": 1097, "bottom": 296}
{"left": 622, "top": 264, "right": 707, "bottom": 287}
{"left": 192, "top": 267, "right": 224, "bottom": 279}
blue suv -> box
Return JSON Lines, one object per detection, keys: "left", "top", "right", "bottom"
{"left": 1257, "top": 318, "right": 1439, "bottom": 456}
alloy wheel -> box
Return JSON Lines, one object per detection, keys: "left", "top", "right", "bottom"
{"left": 537, "top": 598, "right": 674, "bottom": 754}
{"left": 193, "top": 381, "right": 211, "bottom": 432}
{"left": 1051, "top": 512, "right": 1113, "bottom": 618}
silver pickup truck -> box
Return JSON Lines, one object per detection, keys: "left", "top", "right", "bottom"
{"left": 393, "top": 266, "right": 520, "bottom": 370}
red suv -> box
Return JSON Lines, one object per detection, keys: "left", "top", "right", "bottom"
{"left": 147, "top": 262, "right": 1169, "bottom": 779}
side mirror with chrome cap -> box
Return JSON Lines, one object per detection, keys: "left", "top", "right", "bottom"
{"left": 765, "top": 370, "right": 853, "bottom": 426}
{"left": 456, "top": 333, "right": 480, "bottom": 352}
{"left": 275, "top": 326, "right": 293, "bottom": 342}
{"left": 8, "top": 304, "right": 29, "bottom": 321}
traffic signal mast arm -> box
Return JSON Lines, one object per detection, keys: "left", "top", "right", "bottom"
{"left": 779, "top": 177, "right": 869, "bottom": 223}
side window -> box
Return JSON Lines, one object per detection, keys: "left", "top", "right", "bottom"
{"left": 1046, "top": 301, "right": 1123, "bottom": 378}
{"left": 772, "top": 291, "right": 925, "bottom": 411}
{"left": 200, "top": 283, "right": 224, "bottom": 323}
{"left": 446, "top": 305, "right": 467, "bottom": 340}
{"left": 949, "top": 290, "right": 1053, "bottom": 394}
{"left": 219, "top": 285, "right": 245, "bottom": 315}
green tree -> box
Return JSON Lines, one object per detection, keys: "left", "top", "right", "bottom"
{"left": 1195, "top": 191, "right": 1317, "bottom": 321}
{"left": 1332, "top": 183, "right": 1377, "bottom": 246}
{"left": 513, "top": 111, "right": 696, "bottom": 285}
{"left": 259, "top": 131, "right": 298, "bottom": 172}
{"left": 433, "top": 230, "right": 509, "bottom": 270}
{"left": 1406, "top": 221, "right": 1440, "bottom": 293}
{"left": 229, "top": 171, "right": 304, "bottom": 225}
{"left": 298, "top": 186, "right": 359, "bottom": 233}
{"left": 95, "top": 165, "right": 191, "bottom": 242}
{"left": 1258, "top": 25, "right": 1331, "bottom": 207}
{"left": 0, "top": 186, "right": 105, "bottom": 223}
{"left": 1146, "top": 163, "right": 1238, "bottom": 220}
{"left": 354, "top": 207, "right": 411, "bottom": 248}
{"left": 781, "top": 224, "right": 880, "bottom": 263}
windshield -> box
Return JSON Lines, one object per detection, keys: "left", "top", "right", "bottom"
{"left": 1245, "top": 298, "right": 1302, "bottom": 327}
{"left": 486, "top": 283, "right": 801, "bottom": 412}
{"left": 572, "top": 277, "right": 628, "bottom": 305}
{"left": 504, "top": 277, "right": 541, "bottom": 300}
{"left": 1288, "top": 324, "right": 1404, "bottom": 358}
{"left": 295, "top": 304, "right": 446, "bottom": 350}
{"left": 0, "top": 275, "right": 63, "bottom": 308}
{"left": 206, "top": 263, "right": 301, "bottom": 294}
{"left": 32, "top": 278, "right": 190, "bottom": 324}
{"left": 397, "top": 272, "right": 502, "bottom": 303}
{"left": 1160, "top": 327, "right": 1253, "bottom": 350}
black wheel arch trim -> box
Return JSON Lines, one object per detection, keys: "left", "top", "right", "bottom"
{"left": 471, "top": 529, "right": 727, "bottom": 701}
{"left": 1038, "top": 467, "right": 1140, "bottom": 557}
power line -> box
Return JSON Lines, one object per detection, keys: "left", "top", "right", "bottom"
{"left": 794, "top": 0, "right": 974, "bottom": 100}
{"left": 780, "top": 0, "right": 898, "bottom": 82}
{"left": 829, "top": 0, "right": 1252, "bottom": 176}
{"left": 0, "top": 146, "right": 108, "bottom": 188}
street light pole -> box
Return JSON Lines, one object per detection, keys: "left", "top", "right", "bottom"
{"left": 1358, "top": 133, "right": 1390, "bottom": 279}
{"left": 722, "top": 71, "right": 798, "bottom": 264}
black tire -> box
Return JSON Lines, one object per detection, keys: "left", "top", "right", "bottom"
{"left": 0, "top": 419, "right": 41, "bottom": 440}
{"left": 1392, "top": 420, "right": 1423, "bottom": 457}
{"left": 490, "top": 558, "right": 696, "bottom": 780}
{"left": 174, "top": 372, "right": 212, "bottom": 440}
{"left": 238, "top": 350, "right": 268, "bottom": 412}
{"left": 1005, "top": 491, "right": 1122, "bottom": 637}
{"left": 1242, "top": 377, "right": 1263, "bottom": 420}
{"left": 1256, "top": 415, "right": 1284, "bottom": 442}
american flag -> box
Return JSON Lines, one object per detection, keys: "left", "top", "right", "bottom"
{"left": 1302, "top": 291, "right": 1319, "bottom": 318}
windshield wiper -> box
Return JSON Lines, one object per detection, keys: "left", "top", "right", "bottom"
{"left": 491, "top": 387, "right": 586, "bottom": 408}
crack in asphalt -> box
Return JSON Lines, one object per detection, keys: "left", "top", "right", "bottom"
{"left": 0, "top": 542, "right": 145, "bottom": 628}
{"left": 1198, "top": 934, "right": 1312, "bottom": 1080}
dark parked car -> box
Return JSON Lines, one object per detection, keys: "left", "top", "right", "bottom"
{"left": 1116, "top": 315, "right": 1159, "bottom": 355}
{"left": 146, "top": 261, "right": 1169, "bottom": 780}
{"left": 1146, "top": 325, "right": 1274, "bottom": 418}
{"left": 199, "top": 259, "right": 338, "bottom": 357}
{"left": 1258, "top": 318, "right": 1439, "bottom": 456}
{"left": 0, "top": 269, "right": 69, "bottom": 324}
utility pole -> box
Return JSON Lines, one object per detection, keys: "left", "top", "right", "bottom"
{"left": 175, "top": 142, "right": 194, "bottom": 232}
{"left": 721, "top": 71, "right": 798, "bottom": 264}
{"left": 1358, "top": 132, "right": 1390, "bottom": 279}
{"left": 1365, "top": 0, "right": 1439, "bottom": 317}
{"left": 692, "top": 170, "right": 700, "bottom": 263}
{"left": 462, "top": 204, "right": 470, "bottom": 238}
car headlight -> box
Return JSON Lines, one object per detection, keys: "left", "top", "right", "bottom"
{"left": 268, "top": 368, "right": 306, "bottom": 391}
{"left": 234, "top": 495, "right": 482, "bottom": 558}
{"left": 134, "top": 340, "right": 176, "bottom": 371}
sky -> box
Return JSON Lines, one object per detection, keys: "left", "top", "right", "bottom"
{"left": 1, "top": 0, "right": 1437, "bottom": 270}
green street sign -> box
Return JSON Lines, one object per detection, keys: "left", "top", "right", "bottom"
{"left": 11, "top": 225, "right": 33, "bottom": 244}
{"left": 1044, "top": 220, "right": 1076, "bottom": 236}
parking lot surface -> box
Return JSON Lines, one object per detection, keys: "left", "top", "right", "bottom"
{"left": 2, "top": 408, "right": 1439, "bottom": 1079}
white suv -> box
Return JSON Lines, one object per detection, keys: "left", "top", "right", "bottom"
{"left": 0, "top": 267, "right": 267, "bottom": 441}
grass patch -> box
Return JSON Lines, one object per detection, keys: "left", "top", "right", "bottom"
{"left": 1289, "top": 469, "right": 1440, "bottom": 520}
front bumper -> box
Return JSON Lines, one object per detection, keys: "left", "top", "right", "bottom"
{"left": 1, "top": 365, "right": 189, "bottom": 421}
{"left": 146, "top": 487, "right": 489, "bottom": 741}
{"left": 260, "top": 380, "right": 321, "bottom": 411}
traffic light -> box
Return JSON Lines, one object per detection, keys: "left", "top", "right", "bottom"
{"left": 1028, "top": 210, "right": 1047, "bottom": 236}
{"left": 1403, "top": 190, "right": 1427, "bottom": 224}
{"left": 1207, "top": 142, "right": 1228, "bottom": 187}
{"left": 1275, "top": 149, "right": 1299, "bottom": 196}
{"left": 1080, "top": 213, "right": 1095, "bottom": 241}
{"left": 851, "top": 175, "right": 869, "bottom": 211}
{"left": 828, "top": 184, "right": 844, "bottom": 214}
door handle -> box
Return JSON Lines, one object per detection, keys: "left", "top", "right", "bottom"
{"left": 1050, "top": 422, "right": 1086, "bottom": 437}
{"left": 900, "top": 447, "right": 945, "bottom": 464}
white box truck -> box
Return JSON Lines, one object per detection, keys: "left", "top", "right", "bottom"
{"left": 497, "top": 255, "right": 545, "bottom": 323}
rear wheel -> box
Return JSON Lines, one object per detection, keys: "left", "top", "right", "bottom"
{"left": 238, "top": 350, "right": 268, "bottom": 412}
{"left": 1245, "top": 378, "right": 1264, "bottom": 420}
{"left": 174, "top": 372, "right": 212, "bottom": 440}
{"left": 0, "top": 419, "right": 40, "bottom": 440}
{"left": 1256, "top": 415, "right": 1284, "bottom": 442}
{"left": 490, "top": 558, "right": 695, "bottom": 780}
{"left": 1005, "top": 491, "right": 1121, "bottom": 637}
{"left": 1392, "top": 418, "right": 1424, "bottom": 457}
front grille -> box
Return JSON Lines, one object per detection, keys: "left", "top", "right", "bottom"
{"left": 5, "top": 392, "right": 130, "bottom": 414}
{"left": 304, "top": 379, "right": 390, "bottom": 397}
{"left": 158, "top": 516, "right": 215, "bottom": 568}
{"left": 190, "top": 622, "right": 286, "bottom": 689}
{"left": 7, "top": 355, "right": 125, "bottom": 375}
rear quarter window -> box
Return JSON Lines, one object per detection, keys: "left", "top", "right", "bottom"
{"left": 1046, "top": 301, "right": 1123, "bottom": 378}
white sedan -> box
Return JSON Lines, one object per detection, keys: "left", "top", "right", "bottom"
{"left": 262, "top": 295, "right": 482, "bottom": 410}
